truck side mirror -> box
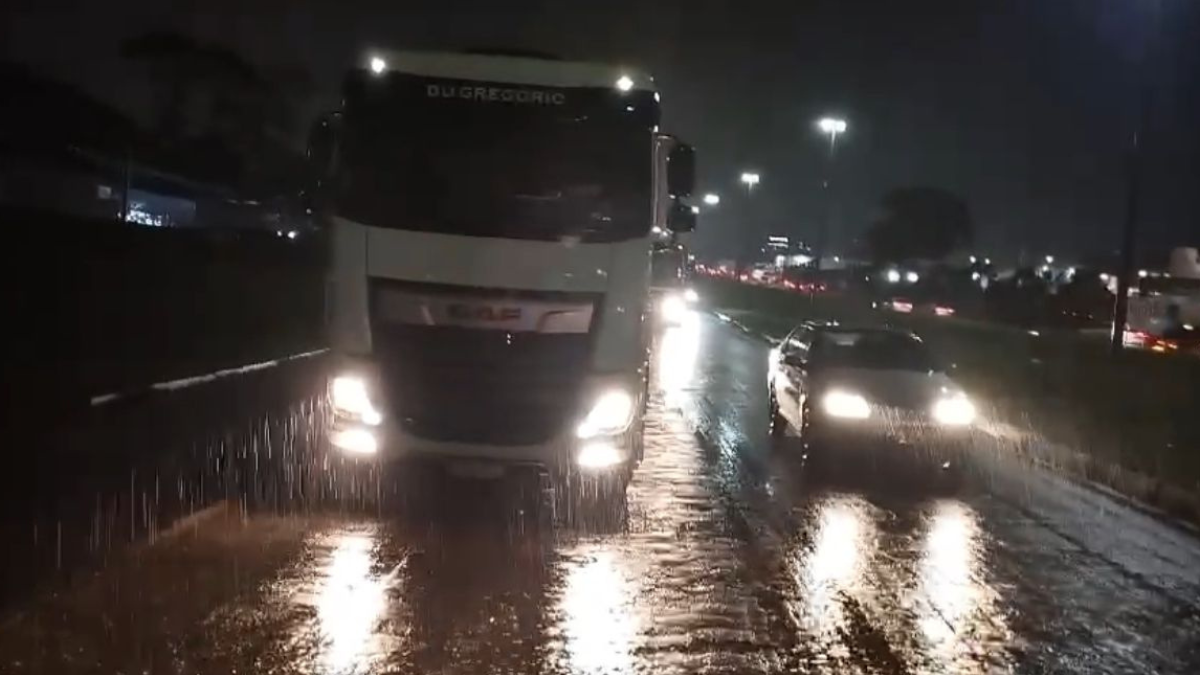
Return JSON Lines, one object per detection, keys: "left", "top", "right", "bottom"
{"left": 667, "top": 201, "right": 697, "bottom": 233}
{"left": 667, "top": 143, "right": 695, "bottom": 198}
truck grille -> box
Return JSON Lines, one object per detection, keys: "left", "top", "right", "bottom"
{"left": 369, "top": 282, "right": 596, "bottom": 446}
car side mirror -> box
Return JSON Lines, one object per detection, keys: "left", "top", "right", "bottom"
{"left": 667, "top": 142, "right": 695, "bottom": 198}
{"left": 667, "top": 201, "right": 697, "bottom": 233}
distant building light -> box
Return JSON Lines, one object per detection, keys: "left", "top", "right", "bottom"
{"left": 971, "top": 271, "right": 981, "bottom": 281}
{"left": 651, "top": 226, "right": 663, "bottom": 234}
{"left": 1045, "top": 255, "right": 1055, "bottom": 264}
{"left": 984, "top": 258, "right": 991, "bottom": 265}
{"left": 1138, "top": 269, "right": 1149, "bottom": 278}
{"left": 969, "top": 255, "right": 977, "bottom": 264}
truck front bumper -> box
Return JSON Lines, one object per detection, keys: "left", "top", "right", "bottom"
{"left": 330, "top": 418, "right": 637, "bottom": 473}
{"left": 326, "top": 369, "right": 644, "bottom": 475}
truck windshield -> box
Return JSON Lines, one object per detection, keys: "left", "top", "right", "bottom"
{"left": 333, "top": 78, "right": 655, "bottom": 243}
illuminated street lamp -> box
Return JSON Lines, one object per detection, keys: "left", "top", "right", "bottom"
{"left": 702, "top": 193, "right": 720, "bottom": 206}
{"left": 740, "top": 172, "right": 760, "bottom": 190}
{"left": 817, "top": 117, "right": 848, "bottom": 149}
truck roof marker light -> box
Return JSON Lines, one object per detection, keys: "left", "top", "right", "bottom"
{"left": 615, "top": 74, "right": 634, "bottom": 92}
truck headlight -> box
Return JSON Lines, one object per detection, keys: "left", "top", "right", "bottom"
{"left": 822, "top": 390, "right": 871, "bottom": 419}
{"left": 660, "top": 294, "right": 688, "bottom": 323}
{"left": 331, "top": 427, "right": 378, "bottom": 456}
{"left": 576, "top": 388, "right": 636, "bottom": 439}
{"left": 577, "top": 441, "right": 622, "bottom": 469}
{"left": 330, "top": 374, "right": 382, "bottom": 426}
{"left": 933, "top": 395, "right": 976, "bottom": 426}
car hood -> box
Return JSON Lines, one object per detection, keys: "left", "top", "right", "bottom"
{"left": 814, "top": 367, "right": 959, "bottom": 411}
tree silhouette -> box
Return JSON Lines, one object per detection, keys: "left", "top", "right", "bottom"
{"left": 121, "top": 31, "right": 309, "bottom": 192}
{"left": 121, "top": 31, "right": 263, "bottom": 139}
{"left": 865, "top": 187, "right": 973, "bottom": 264}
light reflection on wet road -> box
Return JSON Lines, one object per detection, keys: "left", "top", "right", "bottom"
{"left": 3, "top": 312, "right": 1200, "bottom": 674}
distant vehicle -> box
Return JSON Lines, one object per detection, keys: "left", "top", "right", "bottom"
{"left": 747, "top": 265, "right": 781, "bottom": 286}
{"left": 1124, "top": 274, "right": 1200, "bottom": 356}
{"left": 310, "top": 49, "right": 696, "bottom": 495}
{"left": 877, "top": 297, "right": 956, "bottom": 317}
{"left": 767, "top": 324, "right": 976, "bottom": 458}
{"left": 650, "top": 238, "right": 697, "bottom": 326}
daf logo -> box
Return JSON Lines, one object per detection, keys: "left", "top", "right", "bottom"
{"left": 447, "top": 304, "right": 522, "bottom": 322}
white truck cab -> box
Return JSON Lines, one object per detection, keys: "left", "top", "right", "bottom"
{"left": 307, "top": 50, "right": 696, "bottom": 484}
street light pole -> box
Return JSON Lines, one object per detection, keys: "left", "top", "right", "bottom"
{"left": 1110, "top": 1, "right": 1159, "bottom": 355}
{"left": 814, "top": 117, "right": 847, "bottom": 271}
{"left": 739, "top": 172, "right": 761, "bottom": 270}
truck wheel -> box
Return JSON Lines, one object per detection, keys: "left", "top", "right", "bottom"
{"left": 554, "top": 469, "right": 628, "bottom": 531}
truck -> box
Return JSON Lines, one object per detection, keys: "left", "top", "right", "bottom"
{"left": 306, "top": 49, "right": 696, "bottom": 495}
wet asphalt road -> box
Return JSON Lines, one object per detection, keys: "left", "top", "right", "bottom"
{"left": 3, "top": 312, "right": 1200, "bottom": 674}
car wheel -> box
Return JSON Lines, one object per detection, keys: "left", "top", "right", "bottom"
{"left": 768, "top": 389, "right": 788, "bottom": 438}
{"left": 798, "top": 405, "right": 824, "bottom": 459}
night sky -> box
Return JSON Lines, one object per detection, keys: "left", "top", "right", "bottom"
{"left": 5, "top": 0, "right": 1199, "bottom": 262}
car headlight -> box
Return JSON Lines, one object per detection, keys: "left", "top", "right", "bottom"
{"left": 660, "top": 294, "right": 688, "bottom": 323}
{"left": 576, "top": 388, "right": 636, "bottom": 438}
{"left": 933, "top": 395, "right": 976, "bottom": 426}
{"left": 822, "top": 390, "right": 871, "bottom": 419}
{"left": 330, "top": 374, "right": 382, "bottom": 426}
{"left": 683, "top": 288, "right": 699, "bottom": 303}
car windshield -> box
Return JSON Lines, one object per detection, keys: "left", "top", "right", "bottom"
{"left": 812, "top": 330, "right": 937, "bottom": 372}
